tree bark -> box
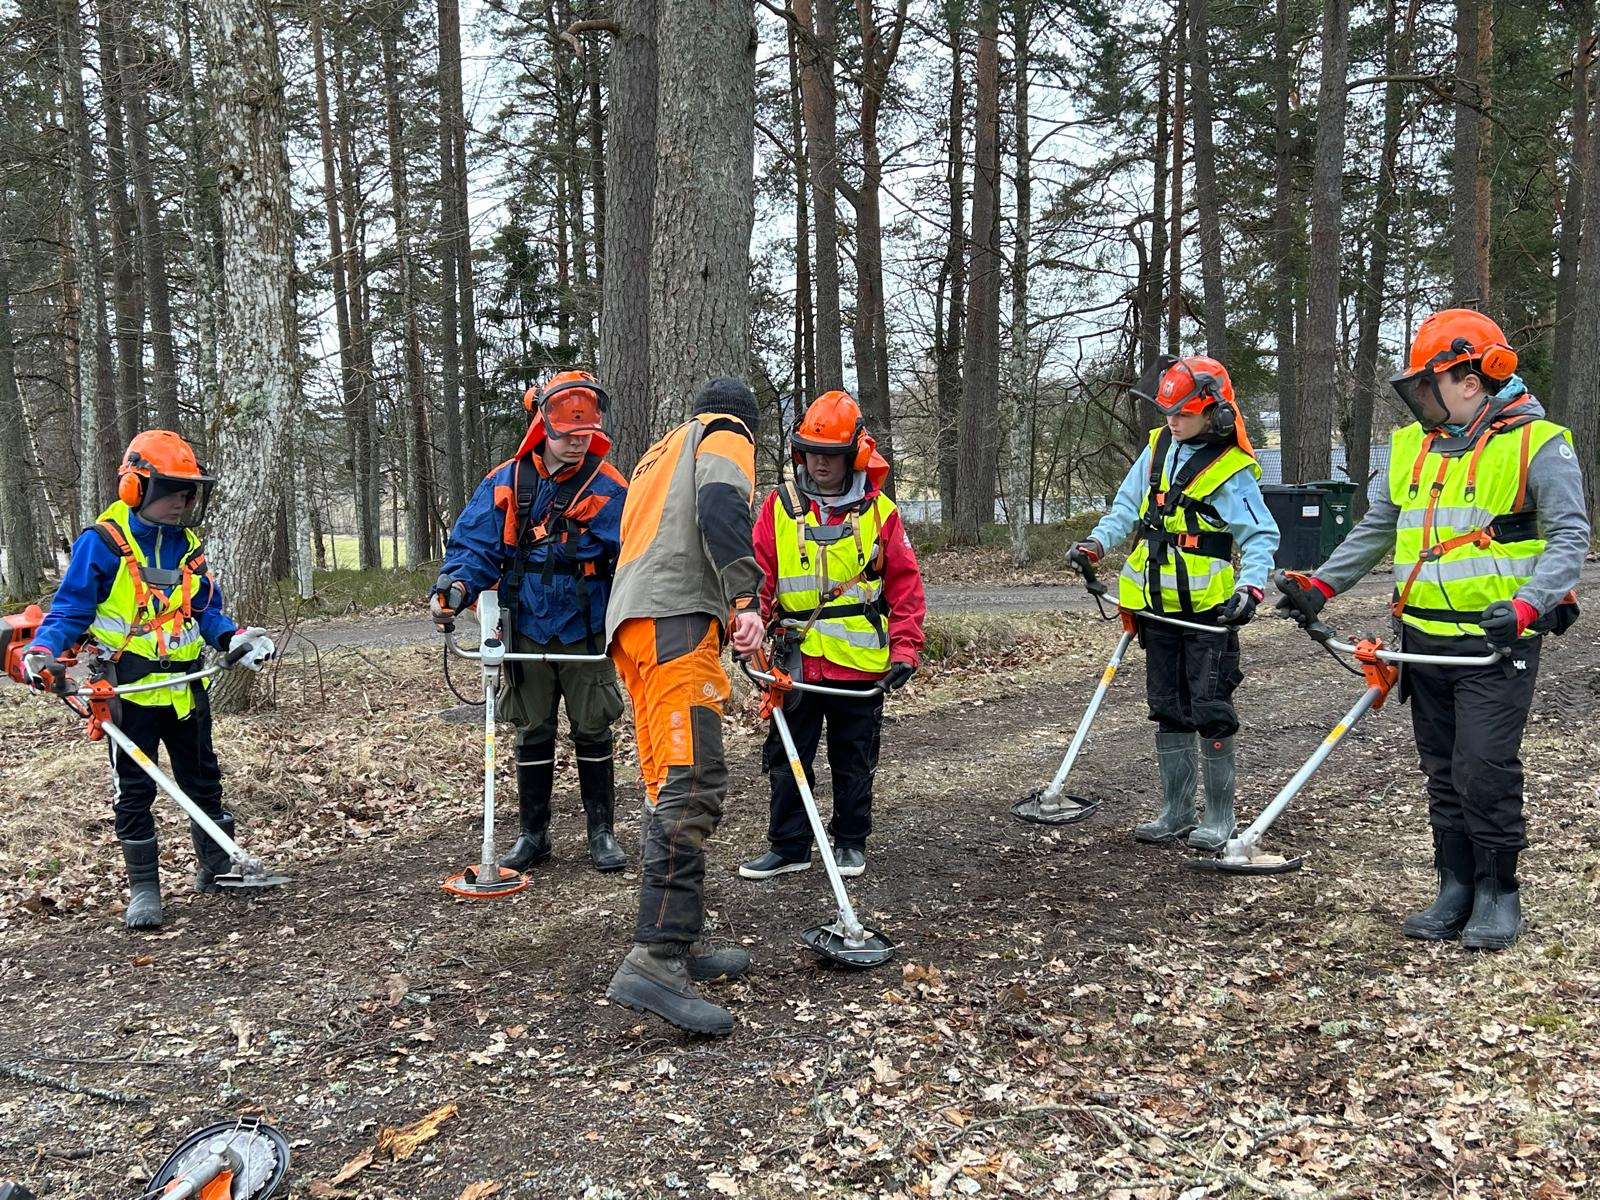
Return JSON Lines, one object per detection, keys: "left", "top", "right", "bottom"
{"left": 1452, "top": 0, "right": 1488, "bottom": 308}
{"left": 1166, "top": 0, "right": 1186, "bottom": 356}
{"left": 0, "top": 242, "right": 45, "bottom": 596}
{"left": 437, "top": 0, "right": 470, "bottom": 506}
{"left": 1568, "top": 20, "right": 1600, "bottom": 525}
{"left": 952, "top": 0, "right": 1000, "bottom": 546}
{"left": 647, "top": 0, "right": 755, "bottom": 425}
{"left": 441, "top": 0, "right": 485, "bottom": 477}
{"left": 1552, "top": 18, "right": 1594, "bottom": 417}
{"left": 599, "top": 0, "right": 657, "bottom": 470}
{"left": 177, "top": 0, "right": 221, "bottom": 422}
{"left": 120, "top": 24, "right": 182, "bottom": 432}
{"left": 792, "top": 0, "right": 844, "bottom": 390}
{"left": 1186, "top": 0, "right": 1228, "bottom": 363}
{"left": 788, "top": 17, "right": 814, "bottom": 406}
{"left": 59, "top": 0, "right": 120, "bottom": 525}
{"left": 1272, "top": 0, "right": 1300, "bottom": 473}
{"left": 1294, "top": 0, "right": 1348, "bottom": 484}
{"left": 584, "top": 11, "right": 607, "bottom": 302}
{"left": 935, "top": 3, "right": 965, "bottom": 528}
{"left": 1004, "top": 0, "right": 1031, "bottom": 564}
{"left": 100, "top": 0, "right": 144, "bottom": 444}
{"left": 382, "top": 5, "right": 437, "bottom": 569}
{"left": 197, "top": 0, "right": 298, "bottom": 710}
{"left": 1139, "top": 17, "right": 1170, "bottom": 381}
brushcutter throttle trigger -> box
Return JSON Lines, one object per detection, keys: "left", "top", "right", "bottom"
{"left": 1272, "top": 570, "right": 1336, "bottom": 643}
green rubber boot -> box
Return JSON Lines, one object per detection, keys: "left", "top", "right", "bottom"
{"left": 1188, "top": 736, "right": 1238, "bottom": 851}
{"left": 1135, "top": 731, "right": 1198, "bottom": 843}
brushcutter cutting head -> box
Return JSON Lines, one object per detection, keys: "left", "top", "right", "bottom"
{"left": 802, "top": 921, "right": 896, "bottom": 969}
{"left": 1011, "top": 789, "right": 1102, "bottom": 826}
{"left": 442, "top": 865, "right": 529, "bottom": 899}
{"left": 148, "top": 1118, "right": 290, "bottom": 1200}
{"left": 1185, "top": 835, "right": 1305, "bottom": 876}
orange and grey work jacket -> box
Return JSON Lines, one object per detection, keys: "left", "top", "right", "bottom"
{"left": 604, "top": 412, "right": 763, "bottom": 644}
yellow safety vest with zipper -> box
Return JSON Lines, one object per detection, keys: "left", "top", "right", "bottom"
{"left": 772, "top": 483, "right": 893, "bottom": 674}
{"left": 1119, "top": 428, "right": 1260, "bottom": 614}
{"left": 86, "top": 501, "right": 209, "bottom": 717}
{"left": 1388, "top": 415, "right": 1569, "bottom": 639}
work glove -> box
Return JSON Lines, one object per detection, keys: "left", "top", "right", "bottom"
{"left": 1066, "top": 538, "right": 1104, "bottom": 570}
{"left": 429, "top": 577, "right": 470, "bottom": 632}
{"left": 1272, "top": 574, "right": 1331, "bottom": 625}
{"left": 225, "top": 627, "right": 277, "bottom": 672}
{"left": 1479, "top": 599, "right": 1536, "bottom": 653}
{"left": 1218, "top": 586, "right": 1262, "bottom": 628}
{"left": 883, "top": 661, "right": 917, "bottom": 692}
{"left": 20, "top": 647, "right": 67, "bottom": 693}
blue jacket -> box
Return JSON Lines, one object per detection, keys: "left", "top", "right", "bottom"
{"left": 32, "top": 508, "right": 238, "bottom": 656}
{"left": 440, "top": 416, "right": 628, "bottom": 647}
{"left": 1089, "top": 437, "right": 1279, "bottom": 593}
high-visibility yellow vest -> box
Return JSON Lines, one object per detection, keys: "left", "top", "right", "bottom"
{"left": 1388, "top": 415, "right": 1568, "bottom": 638}
{"left": 87, "top": 501, "right": 209, "bottom": 716}
{"left": 772, "top": 483, "right": 893, "bottom": 674}
{"left": 1118, "top": 428, "right": 1259, "bottom": 614}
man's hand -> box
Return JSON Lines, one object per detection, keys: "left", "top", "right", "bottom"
{"left": 1066, "top": 538, "right": 1104, "bottom": 570}
{"left": 1272, "top": 574, "right": 1331, "bottom": 624}
{"left": 20, "top": 647, "right": 66, "bottom": 693}
{"left": 883, "top": 661, "right": 917, "bottom": 691}
{"left": 1480, "top": 599, "right": 1536, "bottom": 653}
{"left": 430, "top": 577, "right": 469, "bottom": 632}
{"left": 1218, "top": 586, "right": 1262, "bottom": 627}
{"left": 226, "top": 627, "right": 277, "bottom": 672}
{"left": 729, "top": 610, "right": 765, "bottom": 656}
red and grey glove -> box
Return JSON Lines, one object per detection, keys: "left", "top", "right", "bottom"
{"left": 1272, "top": 574, "right": 1334, "bottom": 623}
{"left": 1066, "top": 538, "right": 1104, "bottom": 569}
{"left": 1479, "top": 599, "right": 1537, "bottom": 652}
{"left": 1219, "top": 586, "right": 1263, "bottom": 627}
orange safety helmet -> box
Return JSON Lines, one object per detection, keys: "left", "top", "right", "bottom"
{"left": 522, "top": 369, "right": 610, "bottom": 436}
{"left": 791, "top": 390, "right": 876, "bottom": 472}
{"left": 1131, "top": 354, "right": 1253, "bottom": 455}
{"left": 116, "top": 430, "right": 215, "bottom": 527}
{"left": 1389, "top": 309, "right": 1518, "bottom": 428}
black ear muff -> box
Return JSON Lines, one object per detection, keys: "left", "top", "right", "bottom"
{"left": 1210, "top": 400, "right": 1236, "bottom": 437}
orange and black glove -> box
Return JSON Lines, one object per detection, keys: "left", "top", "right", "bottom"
{"left": 429, "top": 576, "right": 469, "bottom": 632}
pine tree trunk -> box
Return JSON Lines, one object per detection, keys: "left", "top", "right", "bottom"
{"left": 600, "top": 0, "right": 657, "bottom": 470}
{"left": 952, "top": 0, "right": 1000, "bottom": 546}
{"left": 1186, "top": 0, "right": 1228, "bottom": 363}
{"left": 59, "top": 0, "right": 120, "bottom": 525}
{"left": 585, "top": 16, "right": 607, "bottom": 301}
{"left": 1005, "top": 0, "right": 1031, "bottom": 565}
{"left": 1166, "top": 0, "right": 1186, "bottom": 356}
{"left": 793, "top": 0, "right": 844, "bottom": 390}
{"left": 1272, "top": 0, "right": 1300, "bottom": 473}
{"left": 441, "top": 0, "right": 486, "bottom": 475}
{"left": 935, "top": 6, "right": 965, "bottom": 528}
{"left": 0, "top": 244, "right": 45, "bottom": 596}
{"left": 1139, "top": 18, "right": 1169, "bottom": 382}
{"left": 436, "top": 0, "right": 470, "bottom": 508}
{"left": 197, "top": 0, "right": 298, "bottom": 710}
{"left": 788, "top": 18, "right": 813, "bottom": 406}
{"left": 1294, "top": 0, "right": 1348, "bottom": 484}
{"left": 177, "top": 0, "right": 221, "bottom": 422}
{"left": 1567, "top": 27, "right": 1600, "bottom": 525}
{"left": 383, "top": 6, "right": 437, "bottom": 569}
{"left": 647, "top": 0, "right": 755, "bottom": 422}
{"left": 1452, "top": 0, "right": 1486, "bottom": 308}
{"left": 120, "top": 27, "right": 182, "bottom": 432}
{"left": 1552, "top": 19, "right": 1594, "bottom": 417}
{"left": 100, "top": 0, "right": 145, "bottom": 444}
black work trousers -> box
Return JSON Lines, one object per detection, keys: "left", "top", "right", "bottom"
{"left": 763, "top": 683, "right": 885, "bottom": 858}
{"left": 107, "top": 687, "right": 225, "bottom": 842}
{"left": 1404, "top": 629, "right": 1541, "bottom": 852}
{"left": 1141, "top": 615, "right": 1242, "bottom": 739}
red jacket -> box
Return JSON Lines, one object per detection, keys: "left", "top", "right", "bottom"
{"left": 753, "top": 482, "right": 927, "bottom": 682}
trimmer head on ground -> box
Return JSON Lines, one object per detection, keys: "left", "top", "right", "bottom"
{"left": 147, "top": 1117, "right": 290, "bottom": 1200}
{"left": 1011, "top": 789, "right": 1102, "bottom": 826}
{"left": 801, "top": 921, "right": 896, "bottom": 969}
{"left": 442, "top": 865, "right": 528, "bottom": 899}
{"left": 212, "top": 861, "right": 292, "bottom": 891}
{"left": 1185, "top": 834, "right": 1305, "bottom": 876}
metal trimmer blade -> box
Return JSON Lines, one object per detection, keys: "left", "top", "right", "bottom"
{"left": 441, "top": 865, "right": 528, "bottom": 899}
{"left": 1010, "top": 789, "right": 1102, "bottom": 827}
{"left": 1186, "top": 834, "right": 1305, "bottom": 876}
{"left": 801, "top": 921, "right": 896, "bottom": 969}
{"left": 147, "top": 1117, "right": 290, "bottom": 1200}
{"left": 213, "top": 865, "right": 292, "bottom": 891}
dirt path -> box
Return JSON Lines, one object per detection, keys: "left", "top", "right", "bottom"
{"left": 2, "top": 586, "right": 1598, "bottom": 1196}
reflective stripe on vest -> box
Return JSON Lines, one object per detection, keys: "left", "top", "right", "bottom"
{"left": 1387, "top": 418, "right": 1568, "bottom": 638}
{"left": 86, "top": 501, "right": 208, "bottom": 715}
{"left": 773, "top": 494, "right": 893, "bottom": 673}
{"left": 1119, "top": 429, "right": 1259, "bottom": 614}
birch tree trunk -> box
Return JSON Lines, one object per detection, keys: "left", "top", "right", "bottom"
{"left": 177, "top": 0, "right": 221, "bottom": 421}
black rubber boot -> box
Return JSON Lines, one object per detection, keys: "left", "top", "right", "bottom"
{"left": 1135, "top": 730, "right": 1198, "bottom": 843}
{"left": 499, "top": 741, "right": 554, "bottom": 871}
{"left": 1461, "top": 845, "right": 1524, "bottom": 951}
{"left": 1402, "top": 829, "right": 1475, "bottom": 941}
{"left": 1188, "top": 736, "right": 1237, "bottom": 851}
{"left": 687, "top": 942, "right": 752, "bottom": 983}
{"left": 606, "top": 943, "right": 734, "bottom": 1035}
{"left": 576, "top": 740, "right": 625, "bottom": 873}
{"left": 191, "top": 812, "right": 237, "bottom": 893}
{"left": 120, "top": 837, "right": 162, "bottom": 930}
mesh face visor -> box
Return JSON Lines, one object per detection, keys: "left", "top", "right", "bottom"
{"left": 1389, "top": 366, "right": 1452, "bottom": 429}
{"left": 142, "top": 472, "right": 215, "bottom": 527}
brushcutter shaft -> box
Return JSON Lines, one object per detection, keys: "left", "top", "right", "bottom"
{"left": 478, "top": 663, "right": 500, "bottom": 879}
{"left": 770, "top": 706, "right": 868, "bottom": 943}
{"left": 98, "top": 719, "right": 251, "bottom": 867}
{"left": 1040, "top": 630, "right": 1133, "bottom": 803}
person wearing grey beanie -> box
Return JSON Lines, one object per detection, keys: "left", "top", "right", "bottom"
{"left": 692, "top": 377, "right": 760, "bottom": 433}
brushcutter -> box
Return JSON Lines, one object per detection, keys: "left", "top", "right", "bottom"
{"left": 739, "top": 647, "right": 895, "bottom": 969}
{"left": 142, "top": 1117, "right": 290, "bottom": 1200}
{"left": 1185, "top": 570, "right": 1503, "bottom": 876}
{"left": 439, "top": 587, "right": 610, "bottom": 899}
{"left": 3, "top": 612, "right": 290, "bottom": 891}
{"left": 1012, "top": 556, "right": 1230, "bottom": 826}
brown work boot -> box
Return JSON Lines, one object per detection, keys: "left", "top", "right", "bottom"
{"left": 606, "top": 943, "right": 734, "bottom": 1035}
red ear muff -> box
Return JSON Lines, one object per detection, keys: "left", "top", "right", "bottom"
{"left": 1480, "top": 343, "right": 1517, "bottom": 380}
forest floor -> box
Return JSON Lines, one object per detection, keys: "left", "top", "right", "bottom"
{"left": 0, "top": 571, "right": 1598, "bottom": 1199}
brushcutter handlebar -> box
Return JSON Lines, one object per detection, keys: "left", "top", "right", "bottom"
{"left": 1074, "top": 555, "right": 1109, "bottom": 599}
{"left": 1077, "top": 557, "right": 1230, "bottom": 635}
{"left": 737, "top": 657, "right": 889, "bottom": 698}
{"left": 1324, "top": 637, "right": 1503, "bottom": 668}
{"left": 442, "top": 631, "right": 607, "bottom": 664}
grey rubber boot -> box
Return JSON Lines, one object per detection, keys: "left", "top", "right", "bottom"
{"left": 1187, "top": 736, "right": 1238, "bottom": 851}
{"left": 192, "top": 812, "right": 237, "bottom": 893}
{"left": 121, "top": 838, "right": 162, "bottom": 930}
{"left": 606, "top": 943, "right": 734, "bottom": 1035}
{"left": 1402, "top": 829, "right": 1475, "bottom": 940}
{"left": 1460, "top": 846, "right": 1524, "bottom": 951}
{"left": 1135, "top": 731, "right": 1198, "bottom": 843}
{"left": 687, "top": 942, "right": 752, "bottom": 983}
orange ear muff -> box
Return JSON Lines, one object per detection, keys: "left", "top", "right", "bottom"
{"left": 1479, "top": 343, "right": 1518, "bottom": 380}
{"left": 118, "top": 471, "right": 144, "bottom": 508}
{"left": 853, "top": 431, "right": 876, "bottom": 472}
{"left": 522, "top": 386, "right": 539, "bottom": 413}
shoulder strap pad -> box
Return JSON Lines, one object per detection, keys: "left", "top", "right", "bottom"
{"left": 777, "top": 480, "right": 809, "bottom": 520}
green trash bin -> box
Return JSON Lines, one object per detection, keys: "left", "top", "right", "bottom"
{"left": 1305, "top": 480, "right": 1358, "bottom": 559}
{"left": 1261, "top": 480, "right": 1359, "bottom": 570}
